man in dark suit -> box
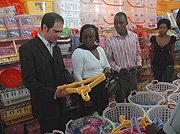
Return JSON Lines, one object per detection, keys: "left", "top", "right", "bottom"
{"left": 19, "top": 12, "right": 76, "bottom": 133}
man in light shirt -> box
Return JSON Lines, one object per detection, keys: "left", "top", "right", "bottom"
{"left": 105, "top": 12, "right": 142, "bottom": 103}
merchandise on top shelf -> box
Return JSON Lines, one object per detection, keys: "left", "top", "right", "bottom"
{"left": 6, "top": 26, "right": 20, "bottom": 39}
{"left": 0, "top": 16, "right": 5, "bottom": 27}
{"left": 81, "top": 12, "right": 105, "bottom": 26}
{"left": 53, "top": 0, "right": 80, "bottom": 18}
{"left": 21, "top": 0, "right": 53, "bottom": 14}
{"left": 0, "top": 27, "right": 8, "bottom": 40}
{"left": 0, "top": 4, "right": 22, "bottom": 15}
{"left": 17, "top": 14, "right": 31, "bottom": 26}
{"left": 63, "top": 17, "right": 81, "bottom": 29}
{"left": 19, "top": 26, "right": 31, "bottom": 37}
{"left": 3, "top": 14, "right": 18, "bottom": 27}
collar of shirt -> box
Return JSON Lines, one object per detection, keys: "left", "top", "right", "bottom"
{"left": 114, "top": 30, "right": 131, "bottom": 39}
{"left": 37, "top": 33, "right": 56, "bottom": 56}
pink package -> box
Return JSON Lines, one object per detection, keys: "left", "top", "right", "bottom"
{"left": 18, "top": 14, "right": 31, "bottom": 26}
{"left": 0, "top": 17, "right": 5, "bottom": 27}
{"left": 4, "top": 123, "right": 24, "bottom": 134}
{"left": 3, "top": 14, "right": 18, "bottom": 27}
{"left": 26, "top": 121, "right": 41, "bottom": 134}
{"left": 6, "top": 26, "right": 20, "bottom": 38}
{"left": 20, "top": 26, "right": 31, "bottom": 37}
{"left": 0, "top": 27, "right": 8, "bottom": 39}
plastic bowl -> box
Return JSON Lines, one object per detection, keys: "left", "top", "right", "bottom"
{"left": 0, "top": 68, "right": 22, "bottom": 88}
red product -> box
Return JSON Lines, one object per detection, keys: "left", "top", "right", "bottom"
{"left": 0, "top": 68, "right": 22, "bottom": 88}
{"left": 4, "top": 123, "right": 24, "bottom": 134}
{"left": 26, "top": 121, "right": 41, "bottom": 134}
{"left": 0, "top": 0, "right": 24, "bottom": 15}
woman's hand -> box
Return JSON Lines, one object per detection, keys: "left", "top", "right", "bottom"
{"left": 104, "top": 68, "right": 111, "bottom": 77}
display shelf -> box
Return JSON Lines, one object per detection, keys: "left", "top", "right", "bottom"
{"left": 0, "top": 37, "right": 32, "bottom": 43}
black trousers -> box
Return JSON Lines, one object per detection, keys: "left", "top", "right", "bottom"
{"left": 115, "top": 69, "right": 137, "bottom": 103}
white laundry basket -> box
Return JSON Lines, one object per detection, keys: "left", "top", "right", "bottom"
{"left": 146, "top": 105, "right": 174, "bottom": 124}
{"left": 167, "top": 93, "right": 180, "bottom": 104}
{"left": 173, "top": 79, "right": 180, "bottom": 92}
{"left": 102, "top": 101, "right": 145, "bottom": 123}
{"left": 146, "top": 80, "right": 179, "bottom": 98}
{"left": 128, "top": 91, "right": 165, "bottom": 112}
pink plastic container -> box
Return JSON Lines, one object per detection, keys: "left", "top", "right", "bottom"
{"left": 0, "top": 27, "right": 8, "bottom": 39}
{"left": 4, "top": 123, "right": 24, "bottom": 134}
{"left": 17, "top": 14, "right": 31, "bottom": 26}
{"left": 20, "top": 26, "right": 31, "bottom": 37}
{"left": 3, "top": 14, "right": 18, "bottom": 27}
{"left": 26, "top": 121, "right": 41, "bottom": 134}
{"left": 6, "top": 26, "right": 20, "bottom": 38}
{"left": 0, "top": 17, "right": 5, "bottom": 27}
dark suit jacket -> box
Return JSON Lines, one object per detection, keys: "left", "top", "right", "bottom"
{"left": 19, "top": 35, "right": 73, "bottom": 120}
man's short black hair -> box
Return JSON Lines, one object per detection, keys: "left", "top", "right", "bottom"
{"left": 157, "top": 18, "right": 171, "bottom": 29}
{"left": 41, "top": 12, "right": 64, "bottom": 31}
{"left": 80, "top": 24, "right": 99, "bottom": 43}
{"left": 114, "top": 12, "right": 128, "bottom": 21}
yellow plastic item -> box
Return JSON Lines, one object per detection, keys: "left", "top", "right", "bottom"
{"left": 111, "top": 115, "right": 150, "bottom": 134}
{"left": 1, "top": 105, "right": 33, "bottom": 126}
{"left": 58, "top": 73, "right": 106, "bottom": 101}
{"left": 21, "top": 0, "right": 53, "bottom": 14}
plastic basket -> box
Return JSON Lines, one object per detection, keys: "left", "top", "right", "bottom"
{"left": 0, "top": 88, "right": 30, "bottom": 107}
{"left": 173, "top": 79, "right": 180, "bottom": 92}
{"left": 128, "top": 91, "right": 165, "bottom": 112}
{"left": 1, "top": 105, "right": 33, "bottom": 126}
{"left": 102, "top": 101, "right": 145, "bottom": 123}
{"left": 65, "top": 116, "right": 115, "bottom": 134}
{"left": 53, "top": 0, "right": 80, "bottom": 18}
{"left": 146, "top": 80, "right": 179, "bottom": 98}
{"left": 167, "top": 93, "right": 180, "bottom": 104}
{"left": 146, "top": 105, "right": 174, "bottom": 124}
{"left": 63, "top": 17, "right": 81, "bottom": 29}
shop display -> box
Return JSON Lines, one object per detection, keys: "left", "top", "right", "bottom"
{"left": 103, "top": 101, "right": 145, "bottom": 123}
{"left": 146, "top": 105, "right": 174, "bottom": 124}
{"left": 65, "top": 112, "right": 114, "bottom": 134}
{"left": 127, "top": 91, "right": 165, "bottom": 111}
{"left": 0, "top": 0, "right": 179, "bottom": 133}
{"left": 146, "top": 80, "right": 179, "bottom": 99}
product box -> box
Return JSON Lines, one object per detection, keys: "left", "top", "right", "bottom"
{"left": 21, "top": 0, "right": 52, "bottom": 14}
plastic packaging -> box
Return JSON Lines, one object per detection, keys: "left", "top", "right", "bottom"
{"left": 20, "top": 26, "right": 31, "bottom": 37}
{"left": 0, "top": 27, "right": 8, "bottom": 39}
{"left": 17, "top": 14, "right": 31, "bottom": 26}
{"left": 6, "top": 26, "right": 20, "bottom": 38}
{"left": 3, "top": 14, "right": 18, "bottom": 27}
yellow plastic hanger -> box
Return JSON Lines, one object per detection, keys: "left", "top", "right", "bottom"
{"left": 57, "top": 73, "right": 106, "bottom": 101}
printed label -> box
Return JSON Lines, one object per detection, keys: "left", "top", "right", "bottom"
{"left": 35, "top": 2, "right": 46, "bottom": 11}
{"left": 21, "top": 18, "right": 31, "bottom": 25}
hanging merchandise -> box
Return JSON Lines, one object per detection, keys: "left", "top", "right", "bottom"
{"left": 80, "top": 0, "right": 105, "bottom": 26}
{"left": 102, "top": 0, "right": 124, "bottom": 26}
